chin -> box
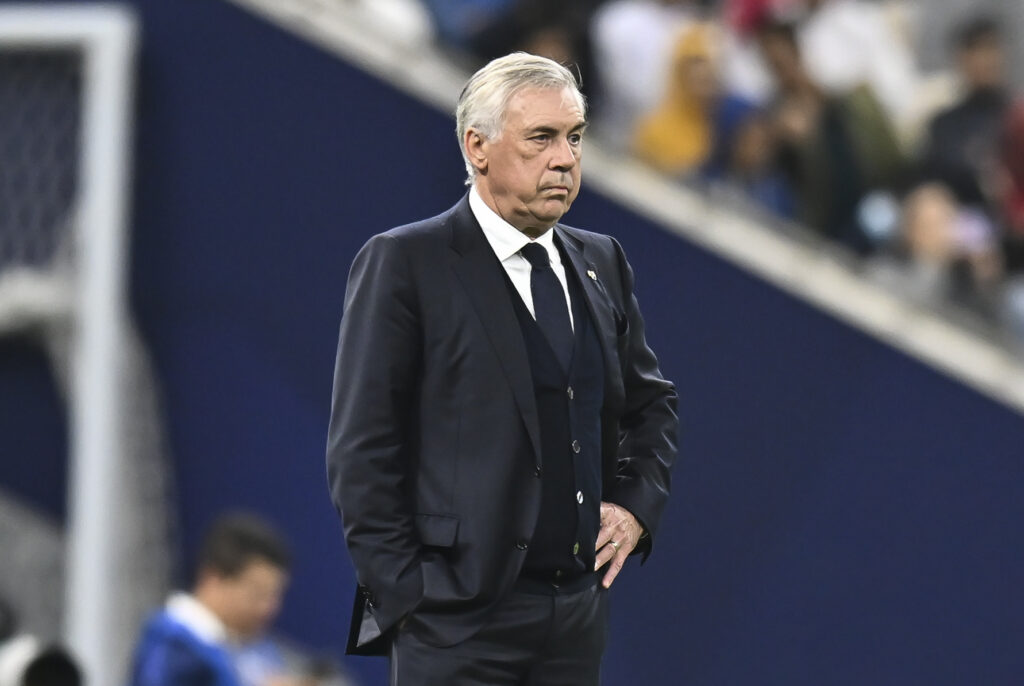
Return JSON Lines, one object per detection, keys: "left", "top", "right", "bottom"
{"left": 536, "top": 201, "right": 569, "bottom": 220}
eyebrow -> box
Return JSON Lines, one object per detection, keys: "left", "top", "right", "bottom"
{"left": 526, "top": 121, "right": 589, "bottom": 136}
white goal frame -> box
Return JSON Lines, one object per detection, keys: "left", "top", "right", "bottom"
{"left": 0, "top": 5, "right": 138, "bottom": 686}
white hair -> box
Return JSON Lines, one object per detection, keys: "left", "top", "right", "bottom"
{"left": 456, "top": 52, "right": 587, "bottom": 184}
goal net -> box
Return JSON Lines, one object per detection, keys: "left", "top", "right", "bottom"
{"left": 0, "top": 6, "right": 175, "bottom": 686}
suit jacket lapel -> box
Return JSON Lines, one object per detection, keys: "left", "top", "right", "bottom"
{"left": 448, "top": 196, "right": 542, "bottom": 461}
{"left": 555, "top": 226, "right": 623, "bottom": 399}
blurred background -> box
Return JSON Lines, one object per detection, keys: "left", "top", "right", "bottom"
{"left": 1, "top": 0, "right": 1024, "bottom": 684}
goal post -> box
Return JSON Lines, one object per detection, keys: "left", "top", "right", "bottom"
{"left": 0, "top": 6, "right": 171, "bottom": 686}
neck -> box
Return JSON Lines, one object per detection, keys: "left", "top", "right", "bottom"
{"left": 473, "top": 183, "right": 554, "bottom": 239}
{"left": 193, "top": 586, "right": 233, "bottom": 636}
{"left": 521, "top": 224, "right": 550, "bottom": 240}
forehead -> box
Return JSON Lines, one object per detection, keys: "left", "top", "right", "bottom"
{"left": 234, "top": 559, "right": 287, "bottom": 586}
{"left": 504, "top": 86, "right": 585, "bottom": 129}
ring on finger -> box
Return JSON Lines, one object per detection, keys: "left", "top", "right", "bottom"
{"left": 609, "top": 540, "right": 620, "bottom": 551}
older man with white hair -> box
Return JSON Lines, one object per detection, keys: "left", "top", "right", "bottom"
{"left": 327, "top": 52, "right": 678, "bottom": 685}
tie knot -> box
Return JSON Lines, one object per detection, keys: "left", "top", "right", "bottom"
{"left": 520, "top": 242, "right": 550, "bottom": 270}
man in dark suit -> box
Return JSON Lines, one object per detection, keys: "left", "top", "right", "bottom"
{"left": 326, "top": 52, "right": 678, "bottom": 685}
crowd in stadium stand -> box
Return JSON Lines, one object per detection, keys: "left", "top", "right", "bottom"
{"left": 416, "top": 0, "right": 1024, "bottom": 345}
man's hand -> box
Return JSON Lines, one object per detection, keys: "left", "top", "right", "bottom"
{"left": 594, "top": 502, "right": 643, "bottom": 588}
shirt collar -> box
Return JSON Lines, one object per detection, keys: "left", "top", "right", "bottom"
{"left": 165, "top": 592, "right": 228, "bottom": 644}
{"left": 469, "top": 185, "right": 559, "bottom": 264}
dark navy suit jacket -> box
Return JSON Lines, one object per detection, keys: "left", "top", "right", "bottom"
{"left": 326, "top": 194, "right": 678, "bottom": 655}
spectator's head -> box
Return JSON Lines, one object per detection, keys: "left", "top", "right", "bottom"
{"left": 902, "top": 184, "right": 958, "bottom": 264}
{"left": 666, "top": 23, "right": 722, "bottom": 107}
{"left": 756, "top": 20, "right": 809, "bottom": 94}
{"left": 0, "top": 636, "right": 81, "bottom": 686}
{"left": 954, "top": 16, "right": 1004, "bottom": 91}
{"left": 730, "top": 112, "right": 776, "bottom": 176}
{"left": 519, "top": 28, "right": 574, "bottom": 70}
{"left": 20, "top": 647, "right": 81, "bottom": 686}
{"left": 193, "top": 513, "right": 291, "bottom": 640}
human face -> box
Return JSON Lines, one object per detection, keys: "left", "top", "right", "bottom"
{"left": 205, "top": 560, "right": 288, "bottom": 640}
{"left": 469, "top": 86, "right": 585, "bottom": 237}
{"left": 759, "top": 33, "right": 804, "bottom": 93}
{"left": 679, "top": 56, "right": 718, "bottom": 103}
{"left": 961, "top": 36, "right": 1005, "bottom": 91}
{"left": 731, "top": 115, "right": 774, "bottom": 174}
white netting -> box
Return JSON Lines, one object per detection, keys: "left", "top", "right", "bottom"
{"left": 0, "top": 49, "right": 77, "bottom": 332}
{"left": 0, "top": 40, "right": 176, "bottom": 678}
{"left": 0, "top": 49, "right": 79, "bottom": 275}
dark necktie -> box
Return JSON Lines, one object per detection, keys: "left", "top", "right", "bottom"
{"left": 520, "top": 242, "right": 573, "bottom": 371}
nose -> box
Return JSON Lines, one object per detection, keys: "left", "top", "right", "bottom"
{"left": 549, "top": 136, "right": 577, "bottom": 171}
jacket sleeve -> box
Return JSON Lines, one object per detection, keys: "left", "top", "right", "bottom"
{"left": 604, "top": 236, "right": 679, "bottom": 560}
{"left": 326, "top": 232, "right": 423, "bottom": 633}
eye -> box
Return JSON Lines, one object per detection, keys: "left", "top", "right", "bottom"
{"left": 569, "top": 133, "right": 583, "bottom": 145}
{"left": 531, "top": 134, "right": 550, "bottom": 143}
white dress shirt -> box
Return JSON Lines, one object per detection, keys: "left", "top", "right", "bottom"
{"left": 469, "top": 186, "right": 574, "bottom": 331}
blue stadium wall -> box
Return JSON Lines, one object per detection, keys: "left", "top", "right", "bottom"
{"left": 2, "top": 1, "right": 1023, "bottom": 684}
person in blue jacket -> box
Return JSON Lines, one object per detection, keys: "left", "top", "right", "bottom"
{"left": 127, "top": 513, "right": 291, "bottom": 686}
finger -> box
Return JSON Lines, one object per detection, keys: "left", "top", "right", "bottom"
{"left": 597, "top": 504, "right": 628, "bottom": 544}
{"left": 595, "top": 522, "right": 616, "bottom": 551}
{"left": 596, "top": 516, "right": 630, "bottom": 551}
{"left": 594, "top": 539, "right": 617, "bottom": 571}
{"left": 596, "top": 517, "right": 634, "bottom": 556}
{"left": 601, "top": 546, "right": 630, "bottom": 588}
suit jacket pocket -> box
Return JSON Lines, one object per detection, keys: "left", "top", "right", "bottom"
{"left": 614, "top": 309, "right": 629, "bottom": 337}
{"left": 415, "top": 513, "right": 459, "bottom": 548}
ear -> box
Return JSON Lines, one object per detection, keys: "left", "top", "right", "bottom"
{"left": 464, "top": 128, "right": 489, "bottom": 175}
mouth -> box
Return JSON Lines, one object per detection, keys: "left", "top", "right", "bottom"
{"left": 543, "top": 186, "right": 571, "bottom": 194}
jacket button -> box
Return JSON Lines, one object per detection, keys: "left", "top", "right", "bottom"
{"left": 515, "top": 539, "right": 529, "bottom": 550}
{"left": 571, "top": 440, "right": 581, "bottom": 453}
{"left": 567, "top": 386, "right": 574, "bottom": 400}
{"left": 576, "top": 490, "right": 584, "bottom": 504}
{"left": 533, "top": 466, "right": 542, "bottom": 477}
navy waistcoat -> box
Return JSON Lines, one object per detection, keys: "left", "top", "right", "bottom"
{"left": 505, "top": 237, "right": 605, "bottom": 581}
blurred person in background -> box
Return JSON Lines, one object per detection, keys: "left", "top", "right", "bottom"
{"left": 232, "top": 630, "right": 350, "bottom": 686}
{"left": 995, "top": 102, "right": 1024, "bottom": 343}
{"left": 633, "top": 22, "right": 755, "bottom": 178}
{"left": 867, "top": 183, "right": 1003, "bottom": 313}
{"left": 0, "top": 599, "right": 81, "bottom": 686}
{"left": 725, "top": 0, "right": 791, "bottom": 36}
{"left": 757, "top": 19, "right": 904, "bottom": 249}
{"left": 700, "top": 107, "right": 796, "bottom": 218}
{"left": 918, "top": 15, "right": 1010, "bottom": 210}
{"left": 0, "top": 642, "right": 81, "bottom": 686}
{"left": 719, "top": 0, "right": 789, "bottom": 103}
{"left": 589, "top": 0, "right": 700, "bottom": 149}
{"left": 999, "top": 102, "right": 1024, "bottom": 274}
{"left": 128, "top": 513, "right": 319, "bottom": 686}
{"left": 789, "top": 0, "right": 920, "bottom": 137}
{"left": 420, "top": 0, "right": 604, "bottom": 96}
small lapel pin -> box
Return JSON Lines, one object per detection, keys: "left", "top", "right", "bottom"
{"left": 586, "top": 269, "right": 597, "bottom": 281}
